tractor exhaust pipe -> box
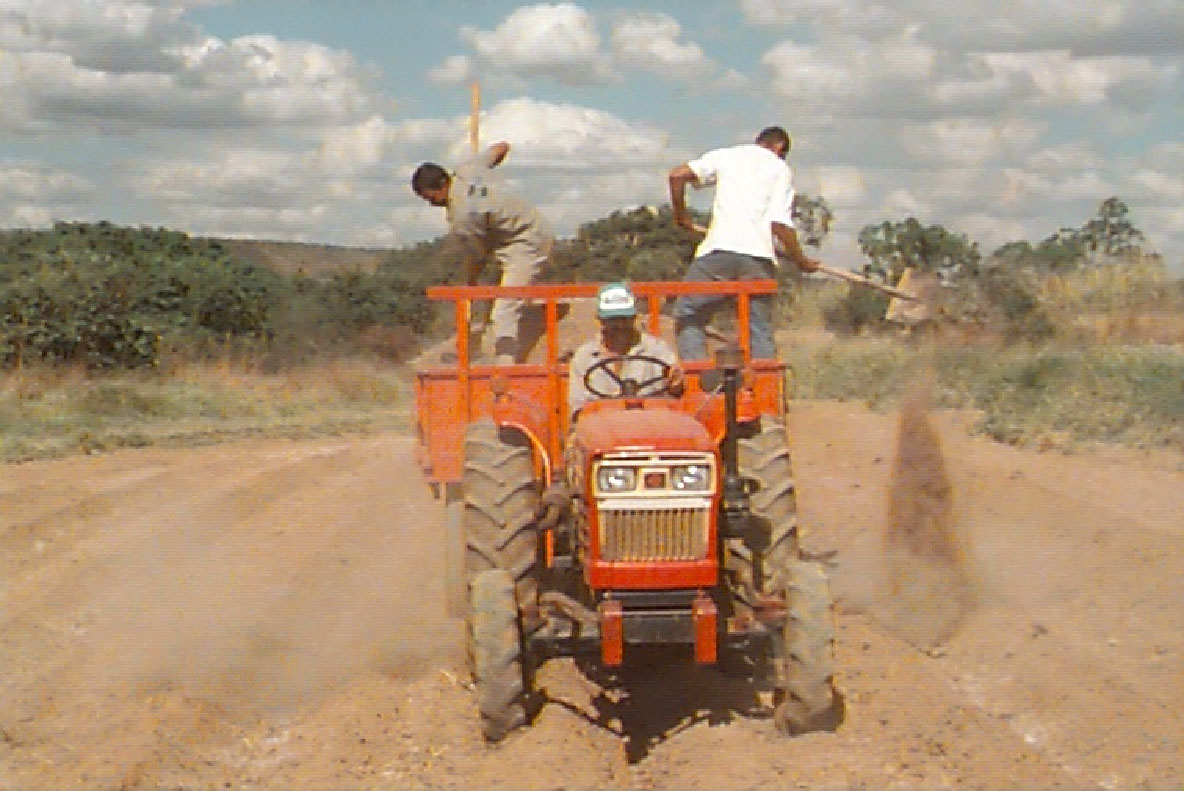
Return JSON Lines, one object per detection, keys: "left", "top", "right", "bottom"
{"left": 716, "top": 344, "right": 749, "bottom": 537}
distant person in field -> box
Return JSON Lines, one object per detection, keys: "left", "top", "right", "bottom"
{"left": 568, "top": 282, "right": 684, "bottom": 422}
{"left": 668, "top": 125, "right": 820, "bottom": 362}
{"left": 412, "top": 142, "right": 551, "bottom": 365}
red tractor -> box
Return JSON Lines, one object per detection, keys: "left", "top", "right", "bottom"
{"left": 415, "top": 280, "right": 839, "bottom": 742}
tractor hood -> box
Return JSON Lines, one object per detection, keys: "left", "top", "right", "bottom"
{"left": 573, "top": 404, "right": 714, "bottom": 456}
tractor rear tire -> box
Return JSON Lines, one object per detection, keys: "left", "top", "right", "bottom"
{"left": 774, "top": 559, "right": 839, "bottom": 735}
{"left": 462, "top": 419, "right": 539, "bottom": 612}
{"left": 468, "top": 569, "right": 527, "bottom": 742}
{"left": 730, "top": 418, "right": 801, "bottom": 605}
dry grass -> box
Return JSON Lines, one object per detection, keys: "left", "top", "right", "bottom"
{"left": 785, "top": 336, "right": 1184, "bottom": 452}
{"left": 0, "top": 355, "right": 411, "bottom": 462}
{"left": 1040, "top": 259, "right": 1184, "bottom": 345}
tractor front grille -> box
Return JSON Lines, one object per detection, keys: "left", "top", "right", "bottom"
{"left": 597, "top": 503, "right": 710, "bottom": 561}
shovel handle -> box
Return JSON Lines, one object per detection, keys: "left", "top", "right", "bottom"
{"left": 688, "top": 224, "right": 918, "bottom": 301}
{"left": 814, "top": 265, "right": 919, "bottom": 301}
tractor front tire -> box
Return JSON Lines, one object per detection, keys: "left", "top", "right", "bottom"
{"left": 468, "top": 569, "right": 527, "bottom": 742}
{"left": 774, "top": 559, "right": 840, "bottom": 735}
{"left": 462, "top": 419, "right": 539, "bottom": 610}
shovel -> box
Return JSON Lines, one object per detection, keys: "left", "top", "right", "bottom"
{"left": 688, "top": 223, "right": 919, "bottom": 301}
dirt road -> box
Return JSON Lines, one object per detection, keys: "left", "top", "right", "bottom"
{"left": 2, "top": 402, "right": 1180, "bottom": 790}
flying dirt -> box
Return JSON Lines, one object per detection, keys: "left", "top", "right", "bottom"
{"left": 876, "top": 381, "right": 978, "bottom": 652}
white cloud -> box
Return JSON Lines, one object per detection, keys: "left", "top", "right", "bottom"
{"left": 1027, "top": 142, "right": 1105, "bottom": 174}
{"left": 307, "top": 115, "right": 398, "bottom": 174}
{"left": 543, "top": 170, "right": 668, "bottom": 232}
{"left": 761, "top": 32, "right": 981, "bottom": 120}
{"left": 0, "top": 161, "right": 94, "bottom": 201}
{"left": 742, "top": 0, "right": 1184, "bottom": 56}
{"left": 1130, "top": 169, "right": 1184, "bottom": 202}
{"left": 811, "top": 166, "right": 868, "bottom": 209}
{"left": 0, "top": 160, "right": 95, "bottom": 229}
{"left": 897, "top": 117, "right": 1045, "bottom": 167}
{"left": 439, "top": 4, "right": 717, "bottom": 87}
{"left": 0, "top": 0, "right": 193, "bottom": 73}
{"left": 881, "top": 188, "right": 932, "bottom": 218}
{"left": 1, "top": 205, "right": 64, "bottom": 229}
{"left": 610, "top": 11, "right": 712, "bottom": 78}
{"left": 95, "top": 95, "right": 677, "bottom": 248}
{"left": 0, "top": 5, "right": 378, "bottom": 133}
{"left": 982, "top": 51, "right": 1170, "bottom": 108}
{"left": 171, "top": 204, "right": 330, "bottom": 242}
{"left": 739, "top": 0, "right": 877, "bottom": 28}
{"left": 459, "top": 3, "right": 612, "bottom": 85}
{"left": 953, "top": 211, "right": 1028, "bottom": 249}
{"left": 468, "top": 97, "right": 671, "bottom": 169}
{"left": 136, "top": 147, "right": 302, "bottom": 207}
{"left": 428, "top": 54, "right": 472, "bottom": 85}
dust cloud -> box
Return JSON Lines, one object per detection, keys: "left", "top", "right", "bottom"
{"left": 60, "top": 457, "right": 456, "bottom": 717}
{"left": 873, "top": 382, "right": 978, "bottom": 651}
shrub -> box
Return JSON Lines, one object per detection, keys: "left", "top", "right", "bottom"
{"left": 823, "top": 286, "right": 890, "bottom": 335}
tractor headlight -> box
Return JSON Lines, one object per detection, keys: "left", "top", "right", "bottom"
{"left": 596, "top": 466, "right": 637, "bottom": 493}
{"left": 671, "top": 464, "right": 711, "bottom": 491}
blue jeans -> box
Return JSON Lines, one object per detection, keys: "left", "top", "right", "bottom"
{"left": 673, "top": 250, "right": 777, "bottom": 361}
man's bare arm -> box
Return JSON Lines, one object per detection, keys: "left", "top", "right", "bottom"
{"left": 668, "top": 164, "right": 700, "bottom": 231}
{"left": 773, "top": 222, "right": 820, "bottom": 273}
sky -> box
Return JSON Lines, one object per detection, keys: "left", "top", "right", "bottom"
{"left": 1, "top": 0, "right": 1181, "bottom": 271}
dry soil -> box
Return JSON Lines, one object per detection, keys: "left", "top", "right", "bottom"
{"left": 1, "top": 401, "right": 1181, "bottom": 790}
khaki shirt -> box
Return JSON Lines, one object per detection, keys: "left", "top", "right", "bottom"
{"left": 446, "top": 153, "right": 553, "bottom": 271}
{"left": 567, "top": 333, "right": 679, "bottom": 419}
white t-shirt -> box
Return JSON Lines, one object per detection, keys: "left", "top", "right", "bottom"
{"left": 688, "top": 143, "right": 795, "bottom": 261}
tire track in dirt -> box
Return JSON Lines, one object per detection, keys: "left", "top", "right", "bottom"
{"left": 2, "top": 405, "right": 1180, "bottom": 790}
{"left": 0, "top": 436, "right": 460, "bottom": 788}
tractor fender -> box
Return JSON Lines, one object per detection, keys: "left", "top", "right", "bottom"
{"left": 691, "top": 388, "right": 764, "bottom": 445}
{"left": 490, "top": 394, "right": 554, "bottom": 486}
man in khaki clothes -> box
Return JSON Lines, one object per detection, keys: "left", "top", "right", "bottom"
{"left": 412, "top": 142, "right": 551, "bottom": 364}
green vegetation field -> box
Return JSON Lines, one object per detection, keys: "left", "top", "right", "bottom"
{"left": 1, "top": 204, "right": 1181, "bottom": 462}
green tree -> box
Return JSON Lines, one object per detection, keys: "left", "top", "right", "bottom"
{"left": 1079, "top": 196, "right": 1145, "bottom": 258}
{"left": 857, "top": 217, "right": 980, "bottom": 284}
{"left": 791, "top": 193, "right": 833, "bottom": 249}
{"left": 1033, "top": 229, "right": 1087, "bottom": 273}
{"left": 992, "top": 196, "right": 1148, "bottom": 274}
{"left": 544, "top": 205, "right": 701, "bottom": 284}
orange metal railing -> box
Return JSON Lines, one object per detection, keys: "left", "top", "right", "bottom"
{"left": 418, "top": 280, "right": 782, "bottom": 484}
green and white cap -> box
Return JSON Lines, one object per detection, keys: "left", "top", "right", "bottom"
{"left": 596, "top": 282, "right": 637, "bottom": 319}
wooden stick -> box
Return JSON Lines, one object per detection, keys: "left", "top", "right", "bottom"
{"left": 814, "top": 264, "right": 919, "bottom": 301}
{"left": 469, "top": 81, "right": 480, "bottom": 153}
{"left": 689, "top": 223, "right": 917, "bottom": 301}
{"left": 464, "top": 82, "right": 481, "bottom": 327}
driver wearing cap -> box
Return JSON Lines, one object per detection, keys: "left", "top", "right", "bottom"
{"left": 567, "top": 282, "right": 685, "bottom": 421}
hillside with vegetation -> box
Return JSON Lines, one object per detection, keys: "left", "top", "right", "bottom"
{"left": 0, "top": 198, "right": 1181, "bottom": 460}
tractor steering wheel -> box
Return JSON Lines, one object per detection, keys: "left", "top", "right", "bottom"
{"left": 582, "top": 354, "right": 674, "bottom": 399}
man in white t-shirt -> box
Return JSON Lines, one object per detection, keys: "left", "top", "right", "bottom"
{"left": 668, "top": 126, "right": 819, "bottom": 362}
